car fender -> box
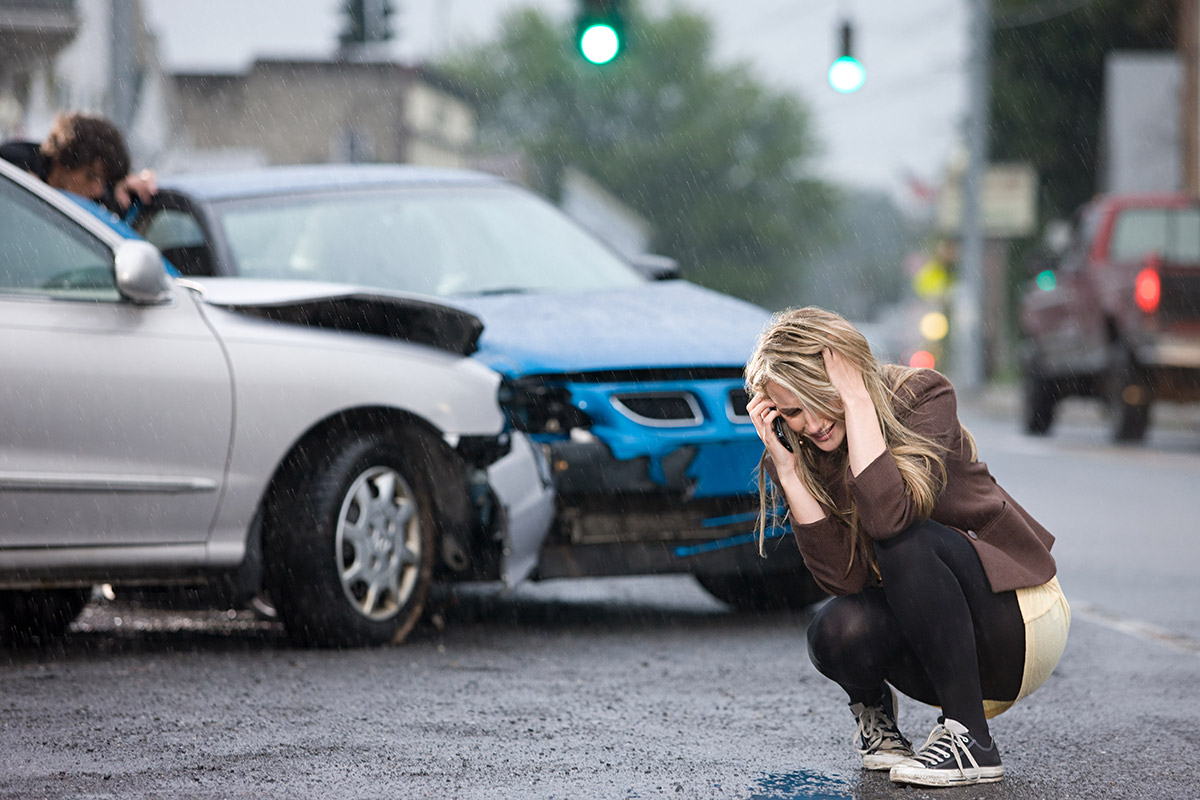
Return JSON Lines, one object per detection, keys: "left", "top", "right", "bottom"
{"left": 193, "top": 299, "right": 507, "bottom": 568}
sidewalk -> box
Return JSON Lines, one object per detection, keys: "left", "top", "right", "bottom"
{"left": 962, "top": 381, "right": 1200, "bottom": 432}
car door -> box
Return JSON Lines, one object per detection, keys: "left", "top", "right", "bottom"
{"left": 0, "top": 175, "right": 232, "bottom": 548}
{"left": 135, "top": 194, "right": 223, "bottom": 277}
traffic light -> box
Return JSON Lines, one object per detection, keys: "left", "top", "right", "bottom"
{"left": 828, "top": 20, "right": 865, "bottom": 93}
{"left": 339, "top": 0, "right": 395, "bottom": 46}
{"left": 575, "top": 0, "right": 626, "bottom": 65}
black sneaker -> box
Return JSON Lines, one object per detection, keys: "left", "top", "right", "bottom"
{"left": 850, "top": 685, "right": 913, "bottom": 770}
{"left": 889, "top": 717, "right": 1003, "bottom": 787}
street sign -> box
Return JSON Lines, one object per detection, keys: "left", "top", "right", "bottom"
{"left": 937, "top": 162, "right": 1038, "bottom": 238}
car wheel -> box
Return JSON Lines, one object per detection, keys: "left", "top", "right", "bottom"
{"left": 263, "top": 430, "right": 437, "bottom": 648}
{"left": 0, "top": 589, "right": 89, "bottom": 646}
{"left": 1021, "top": 354, "right": 1057, "bottom": 436}
{"left": 1105, "top": 342, "right": 1151, "bottom": 443}
{"left": 695, "top": 570, "right": 826, "bottom": 612}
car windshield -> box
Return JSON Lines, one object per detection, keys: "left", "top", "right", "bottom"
{"left": 212, "top": 185, "right": 645, "bottom": 296}
{"left": 1108, "top": 207, "right": 1200, "bottom": 264}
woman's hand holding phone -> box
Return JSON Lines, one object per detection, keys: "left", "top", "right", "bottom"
{"left": 747, "top": 392, "right": 794, "bottom": 459}
{"left": 772, "top": 416, "right": 794, "bottom": 452}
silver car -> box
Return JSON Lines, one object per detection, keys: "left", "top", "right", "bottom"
{"left": 0, "top": 159, "right": 553, "bottom": 648}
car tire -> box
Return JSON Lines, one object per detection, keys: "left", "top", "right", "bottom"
{"left": 695, "top": 570, "right": 826, "bottom": 612}
{"left": 0, "top": 589, "right": 89, "bottom": 646}
{"left": 1021, "top": 353, "right": 1058, "bottom": 436}
{"left": 263, "top": 429, "right": 437, "bottom": 648}
{"left": 1105, "top": 342, "right": 1151, "bottom": 443}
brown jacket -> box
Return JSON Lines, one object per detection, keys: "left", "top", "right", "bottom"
{"left": 785, "top": 368, "right": 1056, "bottom": 596}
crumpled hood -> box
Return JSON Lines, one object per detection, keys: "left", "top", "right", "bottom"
{"left": 447, "top": 281, "right": 770, "bottom": 377}
{"left": 184, "top": 277, "right": 484, "bottom": 356}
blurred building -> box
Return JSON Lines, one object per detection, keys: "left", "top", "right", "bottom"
{"left": 1, "top": 0, "right": 475, "bottom": 175}
{"left": 1101, "top": 53, "right": 1181, "bottom": 193}
{"left": 166, "top": 58, "right": 475, "bottom": 173}
{"left": 0, "top": 0, "right": 172, "bottom": 165}
{"left": 0, "top": 0, "right": 80, "bottom": 136}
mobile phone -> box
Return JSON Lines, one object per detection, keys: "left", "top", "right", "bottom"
{"left": 772, "top": 416, "right": 793, "bottom": 452}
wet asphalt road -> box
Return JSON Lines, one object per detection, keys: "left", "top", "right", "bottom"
{"left": 1, "top": 392, "right": 1199, "bottom": 800}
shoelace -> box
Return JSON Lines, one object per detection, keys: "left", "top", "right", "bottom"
{"left": 854, "top": 705, "right": 907, "bottom": 754}
{"left": 911, "top": 722, "right": 980, "bottom": 773}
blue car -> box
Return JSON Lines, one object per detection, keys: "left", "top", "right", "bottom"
{"left": 131, "top": 165, "right": 823, "bottom": 609}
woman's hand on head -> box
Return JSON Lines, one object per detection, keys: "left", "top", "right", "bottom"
{"left": 824, "top": 347, "right": 887, "bottom": 473}
{"left": 823, "top": 348, "right": 872, "bottom": 409}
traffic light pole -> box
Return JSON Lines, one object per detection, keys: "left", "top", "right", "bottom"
{"left": 952, "top": 0, "right": 991, "bottom": 393}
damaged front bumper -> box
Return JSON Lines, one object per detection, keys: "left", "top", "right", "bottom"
{"left": 483, "top": 431, "right": 556, "bottom": 586}
{"left": 534, "top": 436, "right": 805, "bottom": 580}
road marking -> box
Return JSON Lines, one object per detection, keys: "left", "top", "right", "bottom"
{"left": 1072, "top": 602, "right": 1200, "bottom": 656}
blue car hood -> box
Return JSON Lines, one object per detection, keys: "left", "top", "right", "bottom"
{"left": 448, "top": 281, "right": 770, "bottom": 377}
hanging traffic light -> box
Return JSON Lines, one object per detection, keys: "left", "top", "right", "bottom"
{"left": 575, "top": 0, "right": 626, "bottom": 65}
{"left": 339, "top": 0, "right": 395, "bottom": 46}
{"left": 828, "top": 20, "right": 865, "bottom": 94}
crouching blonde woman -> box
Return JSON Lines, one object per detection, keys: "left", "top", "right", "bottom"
{"left": 744, "top": 306, "right": 1070, "bottom": 788}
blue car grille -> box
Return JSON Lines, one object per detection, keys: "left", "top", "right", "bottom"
{"left": 611, "top": 392, "right": 703, "bottom": 427}
{"left": 726, "top": 387, "right": 751, "bottom": 422}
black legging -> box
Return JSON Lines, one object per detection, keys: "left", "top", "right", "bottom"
{"left": 806, "top": 519, "right": 1026, "bottom": 744}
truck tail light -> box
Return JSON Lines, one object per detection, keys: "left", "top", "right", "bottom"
{"left": 1135, "top": 253, "right": 1161, "bottom": 314}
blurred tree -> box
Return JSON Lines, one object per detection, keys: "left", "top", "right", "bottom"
{"left": 797, "top": 189, "right": 920, "bottom": 319}
{"left": 991, "top": 0, "right": 1175, "bottom": 224}
{"left": 438, "top": 4, "right": 837, "bottom": 306}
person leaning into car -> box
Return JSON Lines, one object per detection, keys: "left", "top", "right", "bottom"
{"left": 1, "top": 110, "right": 156, "bottom": 213}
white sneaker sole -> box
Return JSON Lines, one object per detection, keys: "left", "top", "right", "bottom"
{"left": 889, "top": 763, "right": 1004, "bottom": 786}
{"left": 862, "top": 751, "right": 913, "bottom": 771}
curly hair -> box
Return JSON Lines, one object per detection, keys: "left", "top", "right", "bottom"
{"left": 744, "top": 306, "right": 977, "bottom": 579}
{"left": 40, "top": 112, "right": 130, "bottom": 187}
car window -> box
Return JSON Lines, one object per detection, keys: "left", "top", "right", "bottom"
{"left": 213, "top": 185, "right": 645, "bottom": 296}
{"left": 138, "top": 206, "right": 216, "bottom": 276}
{"left": 142, "top": 207, "right": 207, "bottom": 250}
{"left": 0, "top": 175, "right": 118, "bottom": 301}
{"left": 1109, "top": 207, "right": 1200, "bottom": 263}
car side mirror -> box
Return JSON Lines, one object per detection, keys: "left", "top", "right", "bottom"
{"left": 115, "top": 239, "right": 172, "bottom": 304}
{"left": 630, "top": 253, "right": 681, "bottom": 281}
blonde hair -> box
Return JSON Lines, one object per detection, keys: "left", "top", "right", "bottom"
{"left": 743, "top": 306, "right": 977, "bottom": 579}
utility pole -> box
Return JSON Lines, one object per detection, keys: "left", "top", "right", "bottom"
{"left": 1182, "top": 0, "right": 1199, "bottom": 194}
{"left": 110, "top": 0, "right": 138, "bottom": 133}
{"left": 952, "top": 0, "right": 991, "bottom": 392}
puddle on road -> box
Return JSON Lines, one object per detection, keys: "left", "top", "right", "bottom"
{"left": 746, "top": 769, "right": 853, "bottom": 800}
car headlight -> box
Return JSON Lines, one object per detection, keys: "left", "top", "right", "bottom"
{"left": 499, "top": 378, "right": 591, "bottom": 435}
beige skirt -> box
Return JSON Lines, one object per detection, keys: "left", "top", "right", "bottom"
{"left": 983, "top": 575, "right": 1071, "bottom": 719}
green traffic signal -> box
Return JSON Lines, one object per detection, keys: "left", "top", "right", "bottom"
{"left": 828, "top": 20, "right": 864, "bottom": 93}
{"left": 579, "top": 22, "right": 621, "bottom": 64}
{"left": 828, "top": 56, "right": 865, "bottom": 93}
{"left": 575, "top": 0, "right": 625, "bottom": 65}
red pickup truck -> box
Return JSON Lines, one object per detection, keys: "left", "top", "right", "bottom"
{"left": 1018, "top": 193, "right": 1200, "bottom": 441}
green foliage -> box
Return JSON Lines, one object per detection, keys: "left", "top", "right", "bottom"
{"left": 991, "top": 0, "right": 1175, "bottom": 224}
{"left": 798, "top": 189, "right": 920, "bottom": 319}
{"left": 438, "top": 4, "right": 837, "bottom": 306}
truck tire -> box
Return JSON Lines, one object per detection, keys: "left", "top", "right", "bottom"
{"left": 1021, "top": 355, "right": 1057, "bottom": 435}
{"left": 1105, "top": 343, "right": 1151, "bottom": 443}
{"left": 263, "top": 429, "right": 437, "bottom": 648}
{"left": 695, "top": 570, "right": 826, "bottom": 612}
